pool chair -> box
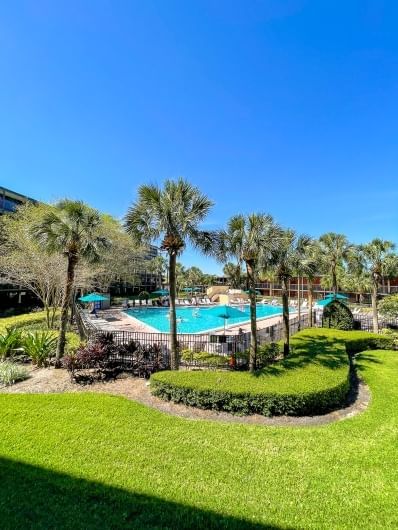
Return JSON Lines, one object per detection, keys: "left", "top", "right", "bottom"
{"left": 184, "top": 299, "right": 190, "bottom": 305}
{"left": 205, "top": 298, "right": 212, "bottom": 305}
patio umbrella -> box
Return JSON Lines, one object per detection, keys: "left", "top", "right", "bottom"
{"left": 207, "top": 304, "right": 246, "bottom": 334}
{"left": 152, "top": 289, "right": 169, "bottom": 296}
{"left": 78, "top": 293, "right": 109, "bottom": 303}
{"left": 325, "top": 293, "right": 349, "bottom": 300}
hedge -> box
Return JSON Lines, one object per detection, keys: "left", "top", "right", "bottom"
{"left": 151, "top": 328, "right": 395, "bottom": 417}
{"left": 0, "top": 311, "right": 50, "bottom": 333}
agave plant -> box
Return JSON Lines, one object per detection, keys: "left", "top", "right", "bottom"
{"left": 22, "top": 331, "right": 58, "bottom": 367}
{"left": 0, "top": 327, "right": 23, "bottom": 360}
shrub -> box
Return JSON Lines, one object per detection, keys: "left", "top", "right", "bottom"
{"left": 0, "top": 328, "right": 23, "bottom": 360}
{"left": 323, "top": 300, "right": 354, "bottom": 330}
{"left": 0, "top": 361, "right": 29, "bottom": 386}
{"left": 237, "top": 342, "right": 281, "bottom": 369}
{"left": 0, "top": 311, "right": 50, "bottom": 333}
{"left": 22, "top": 331, "right": 58, "bottom": 367}
{"left": 181, "top": 350, "right": 229, "bottom": 368}
{"left": 379, "top": 294, "right": 398, "bottom": 319}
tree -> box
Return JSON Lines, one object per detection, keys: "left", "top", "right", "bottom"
{"left": 215, "top": 214, "right": 281, "bottom": 372}
{"left": 34, "top": 200, "right": 109, "bottom": 359}
{"left": 147, "top": 255, "right": 167, "bottom": 289}
{"left": 379, "top": 294, "right": 398, "bottom": 319}
{"left": 0, "top": 203, "right": 66, "bottom": 328}
{"left": 125, "top": 178, "right": 214, "bottom": 370}
{"left": 357, "top": 239, "right": 395, "bottom": 333}
{"left": 185, "top": 266, "right": 205, "bottom": 290}
{"left": 223, "top": 262, "right": 242, "bottom": 288}
{"left": 302, "top": 241, "right": 322, "bottom": 327}
{"left": 383, "top": 255, "right": 398, "bottom": 295}
{"left": 269, "top": 230, "right": 315, "bottom": 357}
{"left": 318, "top": 233, "right": 351, "bottom": 295}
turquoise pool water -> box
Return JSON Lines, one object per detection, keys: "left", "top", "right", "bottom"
{"left": 124, "top": 304, "right": 285, "bottom": 334}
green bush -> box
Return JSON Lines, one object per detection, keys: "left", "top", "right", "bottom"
{"left": 379, "top": 294, "right": 398, "bottom": 318}
{"left": 0, "top": 328, "right": 23, "bottom": 360}
{"left": 0, "top": 361, "right": 29, "bottom": 386}
{"left": 181, "top": 350, "right": 230, "bottom": 368}
{"left": 22, "top": 331, "right": 58, "bottom": 367}
{"left": 322, "top": 300, "right": 354, "bottom": 330}
{"left": 0, "top": 311, "right": 50, "bottom": 333}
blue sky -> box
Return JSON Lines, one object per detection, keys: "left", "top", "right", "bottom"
{"left": 1, "top": 1, "right": 398, "bottom": 273}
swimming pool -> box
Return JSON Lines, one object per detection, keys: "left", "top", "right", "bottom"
{"left": 124, "top": 304, "right": 286, "bottom": 334}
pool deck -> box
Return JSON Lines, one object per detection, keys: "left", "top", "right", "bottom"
{"left": 95, "top": 306, "right": 303, "bottom": 335}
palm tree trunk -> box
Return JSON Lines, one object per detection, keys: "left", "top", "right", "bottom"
{"left": 57, "top": 254, "right": 77, "bottom": 359}
{"left": 332, "top": 266, "right": 337, "bottom": 296}
{"left": 281, "top": 277, "right": 290, "bottom": 357}
{"left": 308, "top": 279, "right": 314, "bottom": 327}
{"left": 372, "top": 281, "right": 379, "bottom": 334}
{"left": 297, "top": 276, "right": 301, "bottom": 331}
{"left": 388, "top": 278, "right": 391, "bottom": 295}
{"left": 169, "top": 252, "right": 179, "bottom": 370}
{"left": 246, "top": 261, "right": 257, "bottom": 373}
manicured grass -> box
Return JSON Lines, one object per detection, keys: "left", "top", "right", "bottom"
{"left": 1, "top": 332, "right": 398, "bottom": 527}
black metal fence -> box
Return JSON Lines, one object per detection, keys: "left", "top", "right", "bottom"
{"left": 75, "top": 304, "right": 312, "bottom": 369}
{"left": 353, "top": 314, "right": 398, "bottom": 332}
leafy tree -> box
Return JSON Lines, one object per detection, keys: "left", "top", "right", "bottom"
{"left": 125, "top": 178, "right": 214, "bottom": 370}
{"left": 322, "top": 300, "right": 354, "bottom": 331}
{"left": 357, "top": 239, "right": 395, "bottom": 333}
{"left": 318, "top": 233, "right": 352, "bottom": 295}
{"left": 268, "top": 230, "right": 316, "bottom": 357}
{"left": 379, "top": 294, "right": 398, "bottom": 319}
{"left": 0, "top": 203, "right": 67, "bottom": 328}
{"left": 215, "top": 214, "right": 281, "bottom": 372}
{"left": 147, "top": 255, "right": 167, "bottom": 289}
{"left": 34, "top": 200, "right": 109, "bottom": 359}
{"left": 223, "top": 262, "right": 242, "bottom": 289}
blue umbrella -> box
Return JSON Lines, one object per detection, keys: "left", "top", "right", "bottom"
{"left": 79, "top": 293, "right": 109, "bottom": 303}
{"left": 325, "top": 293, "right": 349, "bottom": 300}
{"left": 152, "top": 289, "right": 169, "bottom": 296}
{"left": 207, "top": 305, "right": 246, "bottom": 333}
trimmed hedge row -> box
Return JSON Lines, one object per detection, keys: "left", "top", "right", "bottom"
{"left": 0, "top": 311, "right": 50, "bottom": 333}
{"left": 151, "top": 328, "right": 395, "bottom": 417}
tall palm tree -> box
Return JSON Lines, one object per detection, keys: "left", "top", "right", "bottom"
{"left": 223, "top": 262, "right": 242, "bottom": 289}
{"left": 383, "top": 254, "right": 398, "bottom": 295}
{"left": 303, "top": 241, "right": 323, "bottom": 327}
{"left": 357, "top": 239, "right": 395, "bottom": 333}
{"left": 318, "top": 233, "right": 351, "bottom": 295}
{"left": 147, "top": 255, "right": 167, "bottom": 288}
{"left": 34, "top": 200, "right": 109, "bottom": 359}
{"left": 269, "top": 231, "right": 316, "bottom": 357}
{"left": 125, "top": 179, "right": 214, "bottom": 370}
{"left": 216, "top": 214, "right": 280, "bottom": 372}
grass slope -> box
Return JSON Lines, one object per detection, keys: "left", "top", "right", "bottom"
{"left": 0, "top": 334, "right": 398, "bottom": 527}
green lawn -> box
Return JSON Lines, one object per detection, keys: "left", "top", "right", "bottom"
{"left": 0, "top": 334, "right": 398, "bottom": 527}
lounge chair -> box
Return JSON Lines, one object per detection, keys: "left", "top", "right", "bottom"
{"left": 184, "top": 300, "right": 190, "bottom": 306}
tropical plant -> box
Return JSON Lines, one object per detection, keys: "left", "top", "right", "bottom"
{"left": 215, "top": 214, "right": 281, "bottom": 372}
{"left": 268, "top": 230, "right": 316, "bottom": 357}
{"left": 223, "top": 262, "right": 242, "bottom": 289}
{"left": 33, "top": 200, "right": 109, "bottom": 359}
{"left": 383, "top": 254, "right": 398, "bottom": 295}
{"left": 125, "top": 178, "right": 214, "bottom": 370}
{"left": 379, "top": 294, "right": 398, "bottom": 319}
{"left": 0, "top": 328, "right": 23, "bottom": 360}
{"left": 322, "top": 300, "right": 354, "bottom": 331}
{"left": 147, "top": 255, "right": 167, "bottom": 289}
{"left": 0, "top": 361, "right": 29, "bottom": 386}
{"left": 318, "top": 233, "right": 352, "bottom": 295}
{"left": 355, "top": 239, "right": 395, "bottom": 333}
{"left": 22, "top": 330, "right": 58, "bottom": 367}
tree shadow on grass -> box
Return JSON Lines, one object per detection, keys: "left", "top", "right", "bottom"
{"left": 252, "top": 334, "right": 382, "bottom": 379}
{"left": 0, "top": 457, "right": 289, "bottom": 530}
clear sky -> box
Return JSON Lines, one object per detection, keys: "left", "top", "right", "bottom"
{"left": 1, "top": 1, "right": 397, "bottom": 273}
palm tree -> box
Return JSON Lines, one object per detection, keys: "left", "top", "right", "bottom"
{"left": 125, "top": 179, "right": 214, "bottom": 370}
{"left": 318, "top": 233, "right": 351, "bottom": 295}
{"left": 147, "top": 255, "right": 167, "bottom": 288}
{"left": 269, "top": 231, "right": 316, "bottom": 357}
{"left": 357, "top": 239, "right": 395, "bottom": 333}
{"left": 303, "top": 241, "right": 323, "bottom": 327}
{"left": 34, "top": 200, "right": 109, "bottom": 359}
{"left": 383, "top": 254, "right": 398, "bottom": 295}
{"left": 215, "top": 214, "right": 280, "bottom": 372}
{"left": 223, "top": 262, "right": 242, "bottom": 289}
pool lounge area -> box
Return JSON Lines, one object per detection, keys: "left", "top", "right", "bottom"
{"left": 124, "top": 304, "right": 288, "bottom": 334}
